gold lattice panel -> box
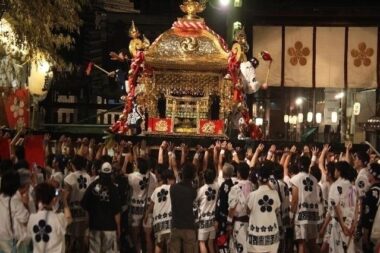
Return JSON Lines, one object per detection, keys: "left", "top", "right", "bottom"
{"left": 153, "top": 71, "right": 221, "bottom": 96}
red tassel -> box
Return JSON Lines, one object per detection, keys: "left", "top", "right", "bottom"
{"left": 260, "top": 51, "right": 273, "bottom": 62}
{"left": 85, "top": 62, "right": 94, "bottom": 76}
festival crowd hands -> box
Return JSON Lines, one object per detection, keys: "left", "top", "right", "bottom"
{"left": 1, "top": 131, "right": 380, "bottom": 253}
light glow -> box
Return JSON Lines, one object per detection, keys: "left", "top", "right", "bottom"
{"left": 219, "top": 0, "right": 230, "bottom": 7}
{"left": 353, "top": 102, "right": 361, "bottom": 116}
{"left": 284, "top": 114, "right": 289, "bottom": 123}
{"left": 316, "top": 113, "right": 322, "bottom": 124}
{"left": 335, "top": 92, "right": 345, "bottom": 100}
{"left": 234, "top": 0, "right": 242, "bottom": 7}
{"left": 295, "top": 97, "right": 303, "bottom": 106}
{"left": 298, "top": 113, "right": 304, "bottom": 123}
{"left": 289, "top": 115, "right": 298, "bottom": 125}
{"left": 255, "top": 117, "right": 263, "bottom": 126}
{"left": 307, "top": 112, "right": 313, "bottom": 123}
{"left": 28, "top": 55, "right": 52, "bottom": 96}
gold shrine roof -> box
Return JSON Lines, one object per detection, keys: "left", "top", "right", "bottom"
{"left": 145, "top": 19, "right": 229, "bottom": 71}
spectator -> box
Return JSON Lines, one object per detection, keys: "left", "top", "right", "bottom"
{"left": 328, "top": 161, "right": 358, "bottom": 253}
{"left": 28, "top": 182, "right": 72, "bottom": 253}
{"left": 215, "top": 163, "right": 234, "bottom": 253}
{"left": 362, "top": 163, "right": 380, "bottom": 253}
{"left": 290, "top": 156, "right": 319, "bottom": 253}
{"left": 14, "top": 169, "right": 33, "bottom": 252}
{"left": 64, "top": 155, "right": 91, "bottom": 252}
{"left": 247, "top": 162, "right": 280, "bottom": 253}
{"left": 353, "top": 151, "right": 370, "bottom": 252}
{"left": 127, "top": 157, "right": 155, "bottom": 253}
{"left": 170, "top": 163, "right": 197, "bottom": 253}
{"left": 81, "top": 162, "right": 121, "bottom": 253}
{"left": 309, "top": 165, "right": 324, "bottom": 245}
{"left": 145, "top": 169, "right": 176, "bottom": 253}
{"left": 196, "top": 169, "right": 219, "bottom": 253}
{"left": 228, "top": 162, "right": 255, "bottom": 253}
{"left": 0, "top": 170, "right": 29, "bottom": 253}
{"left": 271, "top": 163, "right": 291, "bottom": 253}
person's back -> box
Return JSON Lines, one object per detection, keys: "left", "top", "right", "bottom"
{"left": 170, "top": 180, "right": 196, "bottom": 229}
{"left": 128, "top": 171, "right": 149, "bottom": 199}
{"left": 82, "top": 179, "right": 120, "bottom": 231}
{"left": 63, "top": 155, "right": 90, "bottom": 252}
{"left": 290, "top": 156, "right": 320, "bottom": 253}
{"left": 27, "top": 182, "right": 72, "bottom": 253}
{"left": 81, "top": 162, "right": 121, "bottom": 253}
{"left": 152, "top": 184, "right": 172, "bottom": 236}
{"left": 64, "top": 156, "right": 90, "bottom": 217}
{"left": 0, "top": 170, "right": 29, "bottom": 253}
{"left": 228, "top": 162, "right": 254, "bottom": 253}
{"left": 247, "top": 166, "right": 281, "bottom": 253}
{"left": 28, "top": 209, "right": 67, "bottom": 253}
{"left": 170, "top": 163, "right": 197, "bottom": 253}
{"left": 290, "top": 172, "right": 319, "bottom": 226}
{"left": 328, "top": 162, "right": 358, "bottom": 253}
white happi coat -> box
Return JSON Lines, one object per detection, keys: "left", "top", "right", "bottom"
{"left": 247, "top": 184, "right": 280, "bottom": 253}
{"left": 328, "top": 177, "right": 358, "bottom": 253}
{"left": 151, "top": 184, "right": 172, "bottom": 237}
{"left": 196, "top": 182, "right": 219, "bottom": 234}
{"left": 269, "top": 177, "right": 291, "bottom": 239}
{"left": 355, "top": 168, "right": 370, "bottom": 198}
{"left": 239, "top": 61, "right": 260, "bottom": 95}
{"left": 228, "top": 180, "right": 255, "bottom": 253}
{"left": 64, "top": 170, "right": 91, "bottom": 236}
{"left": 27, "top": 210, "right": 68, "bottom": 253}
{"left": 290, "top": 172, "right": 320, "bottom": 225}
{"left": 128, "top": 171, "right": 157, "bottom": 226}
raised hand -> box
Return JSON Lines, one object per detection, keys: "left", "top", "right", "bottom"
{"left": 322, "top": 144, "right": 331, "bottom": 153}
{"left": 256, "top": 143, "right": 265, "bottom": 153}
{"left": 269, "top": 144, "right": 276, "bottom": 153}
{"left": 160, "top": 141, "right": 168, "bottom": 150}
{"left": 181, "top": 143, "right": 188, "bottom": 153}
{"left": 345, "top": 141, "right": 353, "bottom": 151}
{"left": 168, "top": 142, "right": 175, "bottom": 152}
{"left": 196, "top": 145, "right": 204, "bottom": 153}
{"left": 311, "top": 146, "right": 319, "bottom": 156}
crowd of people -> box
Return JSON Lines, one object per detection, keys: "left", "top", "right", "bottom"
{"left": 0, "top": 131, "right": 380, "bottom": 253}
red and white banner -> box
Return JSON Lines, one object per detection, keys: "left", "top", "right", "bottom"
{"left": 4, "top": 88, "right": 30, "bottom": 129}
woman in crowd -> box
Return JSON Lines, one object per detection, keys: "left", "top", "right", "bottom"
{"left": 0, "top": 170, "right": 29, "bottom": 253}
